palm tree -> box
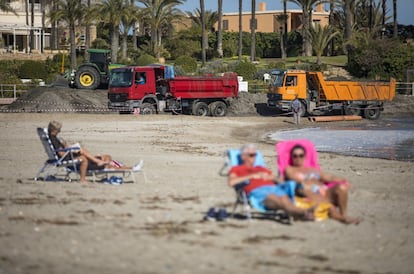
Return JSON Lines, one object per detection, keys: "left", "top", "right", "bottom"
{"left": 381, "top": 0, "right": 386, "bottom": 27}
{"left": 138, "top": 0, "right": 185, "bottom": 58}
{"left": 49, "top": 0, "right": 85, "bottom": 69}
{"left": 99, "top": 0, "right": 126, "bottom": 63}
{"left": 283, "top": 0, "right": 288, "bottom": 58}
{"left": 217, "top": 0, "right": 223, "bottom": 58}
{"left": 276, "top": 14, "right": 288, "bottom": 58}
{"left": 309, "top": 24, "right": 339, "bottom": 65}
{"left": 0, "top": 0, "right": 17, "bottom": 14}
{"left": 328, "top": 0, "right": 335, "bottom": 55}
{"left": 30, "top": 0, "right": 34, "bottom": 53}
{"left": 131, "top": 0, "right": 138, "bottom": 50}
{"left": 238, "top": 0, "right": 242, "bottom": 61}
{"left": 392, "top": 0, "right": 397, "bottom": 38}
{"left": 343, "top": 0, "right": 353, "bottom": 40}
{"left": 200, "top": 0, "right": 206, "bottom": 65}
{"left": 187, "top": 9, "right": 218, "bottom": 63}
{"left": 250, "top": 0, "right": 256, "bottom": 61}
{"left": 289, "top": 0, "right": 325, "bottom": 56}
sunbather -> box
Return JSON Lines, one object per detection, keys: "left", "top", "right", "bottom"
{"left": 48, "top": 121, "right": 142, "bottom": 184}
{"left": 228, "top": 144, "right": 314, "bottom": 221}
{"left": 284, "top": 144, "right": 360, "bottom": 224}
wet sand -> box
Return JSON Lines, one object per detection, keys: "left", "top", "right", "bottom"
{"left": 0, "top": 113, "right": 413, "bottom": 274}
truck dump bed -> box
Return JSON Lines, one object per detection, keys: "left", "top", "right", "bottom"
{"left": 168, "top": 74, "right": 238, "bottom": 99}
{"left": 310, "top": 72, "right": 396, "bottom": 101}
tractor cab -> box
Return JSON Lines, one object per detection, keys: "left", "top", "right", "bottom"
{"left": 88, "top": 49, "right": 111, "bottom": 73}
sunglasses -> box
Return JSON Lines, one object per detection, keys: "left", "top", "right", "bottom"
{"left": 292, "top": 153, "right": 305, "bottom": 159}
{"left": 246, "top": 153, "right": 257, "bottom": 158}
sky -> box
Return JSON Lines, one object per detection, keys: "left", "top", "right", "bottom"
{"left": 176, "top": 0, "right": 414, "bottom": 26}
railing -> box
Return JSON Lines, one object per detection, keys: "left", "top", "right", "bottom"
{"left": 0, "top": 84, "right": 30, "bottom": 105}
{"left": 396, "top": 82, "right": 414, "bottom": 95}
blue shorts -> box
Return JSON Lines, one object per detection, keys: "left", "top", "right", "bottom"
{"left": 248, "top": 181, "right": 296, "bottom": 212}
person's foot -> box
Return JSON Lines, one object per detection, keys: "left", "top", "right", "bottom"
{"left": 80, "top": 180, "right": 92, "bottom": 185}
{"left": 301, "top": 207, "right": 315, "bottom": 221}
{"left": 343, "top": 216, "right": 362, "bottom": 225}
{"left": 133, "top": 160, "right": 144, "bottom": 172}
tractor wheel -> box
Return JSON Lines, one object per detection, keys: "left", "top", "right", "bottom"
{"left": 75, "top": 67, "right": 100, "bottom": 90}
{"left": 363, "top": 105, "right": 381, "bottom": 120}
{"left": 192, "top": 102, "right": 210, "bottom": 116}
{"left": 209, "top": 101, "right": 228, "bottom": 117}
{"left": 140, "top": 103, "right": 156, "bottom": 115}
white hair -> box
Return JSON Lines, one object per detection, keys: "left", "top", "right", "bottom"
{"left": 240, "top": 144, "right": 256, "bottom": 154}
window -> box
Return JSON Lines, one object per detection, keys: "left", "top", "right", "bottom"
{"left": 250, "top": 18, "right": 257, "bottom": 30}
{"left": 223, "top": 20, "right": 229, "bottom": 31}
{"left": 285, "top": 76, "right": 297, "bottom": 86}
{"left": 135, "top": 72, "right": 146, "bottom": 85}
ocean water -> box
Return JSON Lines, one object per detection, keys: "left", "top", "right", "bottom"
{"left": 268, "top": 118, "right": 414, "bottom": 161}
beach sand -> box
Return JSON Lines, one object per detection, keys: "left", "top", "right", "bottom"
{"left": 0, "top": 113, "right": 413, "bottom": 274}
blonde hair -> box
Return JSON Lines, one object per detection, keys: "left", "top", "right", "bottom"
{"left": 48, "top": 120, "right": 62, "bottom": 133}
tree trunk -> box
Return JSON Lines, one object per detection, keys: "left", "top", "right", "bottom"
{"left": 121, "top": 31, "right": 128, "bottom": 59}
{"left": 70, "top": 23, "right": 77, "bottom": 69}
{"left": 328, "top": 0, "right": 335, "bottom": 56}
{"left": 302, "top": 8, "right": 310, "bottom": 56}
{"left": 217, "top": 0, "right": 223, "bottom": 58}
{"left": 344, "top": 0, "right": 352, "bottom": 40}
{"left": 238, "top": 0, "right": 242, "bottom": 62}
{"left": 381, "top": 0, "right": 386, "bottom": 27}
{"left": 132, "top": 24, "right": 137, "bottom": 50}
{"left": 85, "top": 0, "right": 91, "bottom": 60}
{"left": 41, "top": 0, "right": 45, "bottom": 53}
{"left": 25, "top": 0, "right": 29, "bottom": 52}
{"left": 283, "top": 0, "right": 287, "bottom": 59}
{"left": 30, "top": 0, "right": 34, "bottom": 53}
{"left": 393, "top": 0, "right": 397, "bottom": 38}
{"left": 50, "top": 0, "right": 57, "bottom": 50}
{"left": 307, "top": 8, "right": 312, "bottom": 56}
{"left": 111, "top": 25, "right": 119, "bottom": 63}
{"left": 200, "top": 0, "right": 206, "bottom": 66}
{"left": 250, "top": 0, "right": 256, "bottom": 61}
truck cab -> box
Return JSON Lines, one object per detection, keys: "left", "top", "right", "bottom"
{"left": 108, "top": 66, "right": 167, "bottom": 114}
{"left": 268, "top": 70, "right": 309, "bottom": 115}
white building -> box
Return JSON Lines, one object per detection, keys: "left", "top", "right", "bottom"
{"left": 0, "top": 0, "right": 50, "bottom": 53}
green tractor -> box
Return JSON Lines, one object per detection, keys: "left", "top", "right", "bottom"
{"left": 70, "top": 49, "right": 124, "bottom": 90}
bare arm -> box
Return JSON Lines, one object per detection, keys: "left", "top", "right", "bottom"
{"left": 228, "top": 171, "right": 281, "bottom": 187}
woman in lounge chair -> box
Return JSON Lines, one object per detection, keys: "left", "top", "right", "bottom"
{"left": 284, "top": 144, "right": 360, "bottom": 224}
{"left": 48, "top": 121, "right": 143, "bottom": 184}
{"left": 228, "top": 144, "right": 315, "bottom": 221}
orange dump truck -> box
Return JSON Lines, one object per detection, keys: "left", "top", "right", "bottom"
{"left": 267, "top": 70, "right": 396, "bottom": 119}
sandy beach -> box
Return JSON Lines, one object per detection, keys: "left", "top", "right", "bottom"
{"left": 0, "top": 113, "right": 413, "bottom": 274}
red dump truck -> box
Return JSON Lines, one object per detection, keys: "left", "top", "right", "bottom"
{"left": 267, "top": 70, "right": 396, "bottom": 119}
{"left": 108, "top": 65, "right": 238, "bottom": 116}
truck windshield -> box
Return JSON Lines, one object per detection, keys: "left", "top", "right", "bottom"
{"left": 110, "top": 69, "right": 133, "bottom": 87}
{"left": 270, "top": 70, "right": 285, "bottom": 87}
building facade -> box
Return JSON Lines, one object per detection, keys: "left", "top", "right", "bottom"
{"left": 214, "top": 2, "right": 329, "bottom": 34}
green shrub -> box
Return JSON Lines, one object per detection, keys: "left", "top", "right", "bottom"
{"left": 234, "top": 61, "right": 257, "bottom": 80}
{"left": 135, "top": 54, "right": 157, "bottom": 66}
{"left": 267, "top": 61, "right": 285, "bottom": 69}
{"left": 309, "top": 63, "right": 327, "bottom": 71}
{"left": 91, "top": 38, "right": 110, "bottom": 49}
{"left": 18, "top": 60, "right": 48, "bottom": 80}
{"left": 175, "top": 56, "right": 197, "bottom": 74}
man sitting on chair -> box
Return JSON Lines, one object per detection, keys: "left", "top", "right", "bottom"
{"left": 228, "top": 144, "right": 314, "bottom": 220}
{"left": 48, "top": 121, "right": 142, "bottom": 184}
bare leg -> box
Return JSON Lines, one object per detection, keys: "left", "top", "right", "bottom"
{"left": 326, "top": 184, "right": 349, "bottom": 216}
{"left": 79, "top": 148, "right": 107, "bottom": 166}
{"left": 328, "top": 206, "right": 360, "bottom": 225}
{"left": 78, "top": 155, "right": 89, "bottom": 184}
{"left": 264, "top": 195, "right": 314, "bottom": 220}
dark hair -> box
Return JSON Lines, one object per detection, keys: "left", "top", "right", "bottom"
{"left": 290, "top": 144, "right": 306, "bottom": 157}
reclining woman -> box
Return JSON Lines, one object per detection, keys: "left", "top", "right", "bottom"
{"left": 284, "top": 144, "right": 360, "bottom": 224}
{"left": 48, "top": 121, "right": 143, "bottom": 184}
{"left": 228, "top": 144, "right": 314, "bottom": 221}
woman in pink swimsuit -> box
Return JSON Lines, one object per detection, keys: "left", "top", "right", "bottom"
{"left": 285, "top": 144, "right": 360, "bottom": 224}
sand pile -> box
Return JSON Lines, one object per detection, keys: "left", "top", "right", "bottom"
{"left": 7, "top": 87, "right": 108, "bottom": 112}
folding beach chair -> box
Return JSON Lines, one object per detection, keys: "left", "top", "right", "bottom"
{"left": 219, "top": 149, "right": 290, "bottom": 221}
{"left": 35, "top": 127, "right": 143, "bottom": 183}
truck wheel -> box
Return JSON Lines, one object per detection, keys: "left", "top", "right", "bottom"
{"left": 344, "top": 104, "right": 361, "bottom": 116}
{"left": 209, "top": 101, "right": 228, "bottom": 117}
{"left": 363, "top": 105, "right": 381, "bottom": 120}
{"left": 75, "top": 67, "right": 100, "bottom": 90}
{"left": 299, "top": 101, "right": 307, "bottom": 117}
{"left": 140, "top": 103, "right": 156, "bottom": 115}
{"left": 192, "top": 102, "right": 210, "bottom": 116}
